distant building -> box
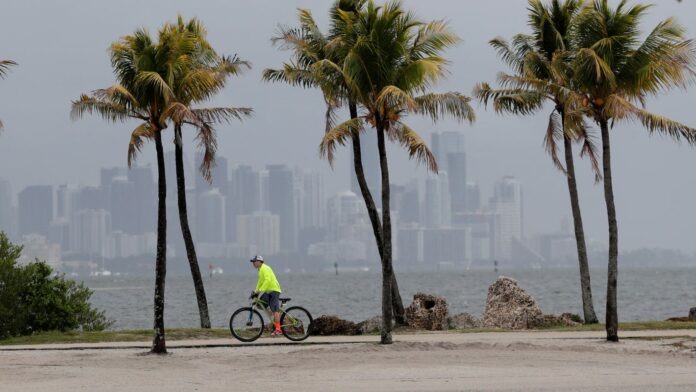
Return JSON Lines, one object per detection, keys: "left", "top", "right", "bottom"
{"left": 397, "top": 224, "right": 423, "bottom": 264}
{"left": 267, "top": 164, "right": 297, "bottom": 251}
{"left": 18, "top": 185, "right": 53, "bottom": 237}
{"left": 127, "top": 165, "right": 155, "bottom": 234}
{"left": 69, "top": 209, "right": 111, "bottom": 257}
{"left": 19, "top": 234, "right": 61, "bottom": 266}
{"left": 490, "top": 176, "right": 523, "bottom": 262}
{"left": 424, "top": 172, "right": 451, "bottom": 228}
{"left": 422, "top": 227, "right": 471, "bottom": 266}
{"left": 237, "top": 211, "right": 280, "bottom": 256}
{"left": 109, "top": 176, "right": 137, "bottom": 234}
{"left": 196, "top": 188, "right": 226, "bottom": 244}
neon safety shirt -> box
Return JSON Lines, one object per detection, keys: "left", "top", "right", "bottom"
{"left": 255, "top": 263, "right": 282, "bottom": 293}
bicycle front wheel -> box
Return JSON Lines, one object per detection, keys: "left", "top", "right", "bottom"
{"left": 230, "top": 307, "right": 264, "bottom": 342}
{"left": 280, "top": 306, "right": 313, "bottom": 341}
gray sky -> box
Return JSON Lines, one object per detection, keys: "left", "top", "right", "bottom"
{"left": 1, "top": 0, "right": 695, "bottom": 252}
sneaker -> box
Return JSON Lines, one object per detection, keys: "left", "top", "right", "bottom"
{"left": 271, "top": 329, "right": 282, "bottom": 337}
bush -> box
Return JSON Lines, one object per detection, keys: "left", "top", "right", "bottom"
{"left": 0, "top": 232, "right": 113, "bottom": 339}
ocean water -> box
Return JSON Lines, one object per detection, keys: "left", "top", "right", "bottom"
{"left": 84, "top": 267, "right": 696, "bottom": 330}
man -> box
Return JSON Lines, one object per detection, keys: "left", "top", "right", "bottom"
{"left": 250, "top": 255, "right": 283, "bottom": 336}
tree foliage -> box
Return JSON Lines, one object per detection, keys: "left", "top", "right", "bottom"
{"left": 0, "top": 232, "right": 113, "bottom": 339}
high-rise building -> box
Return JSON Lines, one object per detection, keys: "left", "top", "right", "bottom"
{"left": 490, "top": 176, "right": 523, "bottom": 261}
{"left": 432, "top": 131, "right": 467, "bottom": 215}
{"left": 397, "top": 224, "right": 423, "bottom": 263}
{"left": 128, "top": 165, "right": 155, "bottom": 234}
{"left": 56, "top": 184, "right": 80, "bottom": 220}
{"left": 237, "top": 211, "right": 280, "bottom": 256}
{"left": 465, "top": 182, "right": 481, "bottom": 212}
{"left": 227, "top": 165, "right": 261, "bottom": 242}
{"left": 422, "top": 227, "right": 471, "bottom": 265}
{"left": 299, "top": 169, "right": 325, "bottom": 229}
{"left": 393, "top": 180, "right": 420, "bottom": 225}
{"left": 78, "top": 186, "right": 106, "bottom": 210}
{"left": 424, "top": 172, "right": 451, "bottom": 228}
{"left": 0, "top": 178, "right": 14, "bottom": 237}
{"left": 69, "top": 209, "right": 111, "bottom": 257}
{"left": 267, "top": 164, "right": 297, "bottom": 251}
{"left": 109, "top": 176, "right": 137, "bottom": 234}
{"left": 196, "top": 188, "right": 226, "bottom": 244}
{"left": 18, "top": 185, "right": 53, "bottom": 237}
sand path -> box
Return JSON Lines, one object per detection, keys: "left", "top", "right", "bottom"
{"left": 2, "top": 330, "right": 695, "bottom": 391}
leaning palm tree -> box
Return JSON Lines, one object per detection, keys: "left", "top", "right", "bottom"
{"left": 159, "top": 17, "right": 252, "bottom": 329}
{"left": 319, "top": 0, "right": 475, "bottom": 343}
{"left": 569, "top": 0, "right": 696, "bottom": 341}
{"left": 0, "top": 60, "right": 17, "bottom": 132}
{"left": 475, "top": 0, "right": 600, "bottom": 324}
{"left": 263, "top": 0, "right": 408, "bottom": 325}
{"left": 71, "top": 28, "right": 183, "bottom": 354}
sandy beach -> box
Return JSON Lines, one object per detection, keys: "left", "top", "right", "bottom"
{"left": 2, "top": 330, "right": 696, "bottom": 391}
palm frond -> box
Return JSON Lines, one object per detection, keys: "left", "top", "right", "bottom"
{"left": 191, "top": 107, "right": 253, "bottom": 124}
{"left": 604, "top": 94, "right": 696, "bottom": 144}
{"left": 0, "top": 60, "right": 17, "bottom": 79}
{"left": 319, "top": 117, "right": 365, "bottom": 167}
{"left": 473, "top": 83, "right": 545, "bottom": 116}
{"left": 375, "top": 85, "right": 417, "bottom": 112}
{"left": 70, "top": 94, "right": 134, "bottom": 122}
{"left": 128, "top": 122, "right": 156, "bottom": 167}
{"left": 577, "top": 125, "right": 603, "bottom": 183}
{"left": 387, "top": 121, "right": 438, "bottom": 172}
{"left": 543, "top": 110, "right": 566, "bottom": 174}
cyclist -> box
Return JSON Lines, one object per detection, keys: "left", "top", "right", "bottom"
{"left": 249, "top": 255, "right": 283, "bottom": 337}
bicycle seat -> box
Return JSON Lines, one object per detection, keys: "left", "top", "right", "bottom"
{"left": 280, "top": 297, "right": 291, "bottom": 303}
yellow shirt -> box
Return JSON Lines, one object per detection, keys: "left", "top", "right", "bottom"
{"left": 255, "top": 263, "right": 282, "bottom": 293}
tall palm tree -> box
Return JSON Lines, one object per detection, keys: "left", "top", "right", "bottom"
{"left": 570, "top": 0, "right": 696, "bottom": 341}
{"left": 159, "top": 17, "right": 253, "bottom": 329}
{"left": 0, "top": 60, "right": 17, "bottom": 132}
{"left": 475, "top": 0, "right": 600, "bottom": 324}
{"left": 319, "top": 0, "right": 475, "bottom": 343}
{"left": 263, "top": 0, "right": 408, "bottom": 324}
{"left": 71, "top": 28, "right": 184, "bottom": 354}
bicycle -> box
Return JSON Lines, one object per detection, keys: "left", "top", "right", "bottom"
{"left": 229, "top": 293, "right": 313, "bottom": 342}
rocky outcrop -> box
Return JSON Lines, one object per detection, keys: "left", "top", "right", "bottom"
{"left": 310, "top": 315, "right": 359, "bottom": 336}
{"left": 447, "top": 313, "right": 480, "bottom": 329}
{"left": 690, "top": 307, "right": 696, "bottom": 320}
{"left": 481, "top": 277, "right": 544, "bottom": 329}
{"left": 535, "top": 313, "right": 582, "bottom": 328}
{"left": 356, "top": 316, "right": 382, "bottom": 335}
{"left": 405, "top": 292, "right": 449, "bottom": 331}
{"left": 666, "top": 307, "right": 696, "bottom": 322}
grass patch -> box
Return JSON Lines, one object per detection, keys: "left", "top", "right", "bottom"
{"left": 539, "top": 320, "right": 696, "bottom": 332}
{"left": 2, "top": 320, "right": 695, "bottom": 346}
{"left": 0, "top": 328, "right": 230, "bottom": 346}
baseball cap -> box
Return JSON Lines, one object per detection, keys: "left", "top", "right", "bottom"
{"left": 250, "top": 255, "right": 264, "bottom": 262}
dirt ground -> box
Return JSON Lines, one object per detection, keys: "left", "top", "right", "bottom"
{"left": 2, "top": 330, "right": 696, "bottom": 392}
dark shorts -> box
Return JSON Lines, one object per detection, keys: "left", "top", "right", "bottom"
{"left": 260, "top": 291, "right": 280, "bottom": 312}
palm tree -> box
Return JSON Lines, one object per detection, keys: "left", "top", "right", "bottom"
{"left": 71, "top": 28, "right": 184, "bottom": 354}
{"left": 570, "top": 0, "right": 696, "bottom": 341}
{"left": 319, "top": 0, "right": 475, "bottom": 343}
{"left": 0, "top": 60, "right": 17, "bottom": 132}
{"left": 159, "top": 17, "right": 252, "bottom": 329}
{"left": 263, "top": 0, "right": 409, "bottom": 324}
{"left": 475, "top": 0, "right": 600, "bottom": 324}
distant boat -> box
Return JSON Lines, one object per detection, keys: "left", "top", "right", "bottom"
{"left": 211, "top": 267, "right": 224, "bottom": 275}
{"left": 90, "top": 269, "right": 112, "bottom": 277}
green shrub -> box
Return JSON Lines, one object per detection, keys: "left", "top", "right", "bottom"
{"left": 0, "top": 232, "right": 113, "bottom": 339}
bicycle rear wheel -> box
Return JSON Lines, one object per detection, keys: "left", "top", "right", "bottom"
{"left": 280, "top": 306, "right": 312, "bottom": 341}
{"left": 230, "top": 307, "right": 264, "bottom": 342}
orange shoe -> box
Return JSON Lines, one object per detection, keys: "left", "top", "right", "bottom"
{"left": 271, "top": 329, "right": 282, "bottom": 337}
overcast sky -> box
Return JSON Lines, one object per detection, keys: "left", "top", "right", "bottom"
{"left": 1, "top": 0, "right": 695, "bottom": 252}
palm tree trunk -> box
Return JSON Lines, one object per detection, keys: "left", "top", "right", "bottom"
{"left": 174, "top": 124, "right": 211, "bottom": 329}
{"left": 562, "top": 133, "right": 598, "bottom": 324}
{"left": 599, "top": 118, "right": 619, "bottom": 342}
{"left": 348, "top": 103, "right": 406, "bottom": 326}
{"left": 151, "top": 130, "right": 167, "bottom": 354}
{"left": 376, "top": 120, "right": 394, "bottom": 345}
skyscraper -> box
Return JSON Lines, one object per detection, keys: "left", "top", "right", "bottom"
{"left": 18, "top": 185, "right": 53, "bottom": 237}
{"left": 128, "top": 165, "right": 155, "bottom": 234}
{"left": 196, "top": 152, "right": 229, "bottom": 197}
{"left": 196, "top": 188, "right": 226, "bottom": 244}
{"left": 490, "top": 176, "right": 523, "bottom": 262}
{"left": 267, "top": 164, "right": 297, "bottom": 252}
{"left": 237, "top": 211, "right": 280, "bottom": 256}
{"left": 69, "top": 209, "right": 111, "bottom": 257}
{"left": 424, "top": 172, "right": 451, "bottom": 228}
{"left": 432, "top": 131, "right": 467, "bottom": 215}
{"left": 109, "top": 176, "right": 137, "bottom": 234}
